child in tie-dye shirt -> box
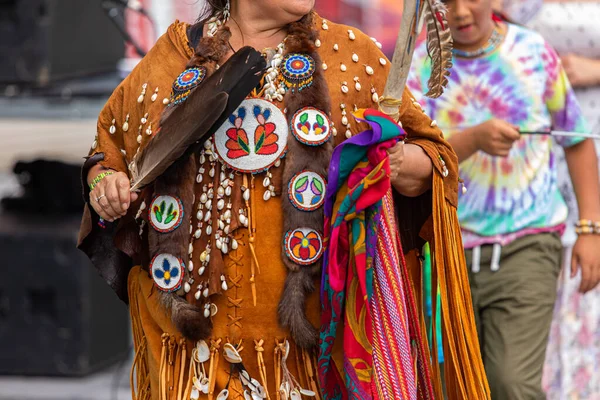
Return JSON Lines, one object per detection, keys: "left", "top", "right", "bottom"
{"left": 409, "top": 0, "right": 600, "bottom": 398}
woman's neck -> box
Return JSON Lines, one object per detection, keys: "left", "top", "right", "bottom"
{"left": 226, "top": 2, "right": 289, "bottom": 52}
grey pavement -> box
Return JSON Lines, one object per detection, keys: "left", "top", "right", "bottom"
{"left": 0, "top": 361, "right": 132, "bottom": 400}
{"left": 0, "top": 94, "right": 135, "bottom": 399}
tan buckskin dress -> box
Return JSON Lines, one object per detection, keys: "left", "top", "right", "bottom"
{"left": 78, "top": 14, "right": 461, "bottom": 400}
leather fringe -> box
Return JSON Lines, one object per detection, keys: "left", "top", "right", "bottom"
{"left": 431, "top": 174, "right": 491, "bottom": 399}
{"left": 130, "top": 328, "right": 324, "bottom": 399}
{"left": 130, "top": 283, "right": 151, "bottom": 400}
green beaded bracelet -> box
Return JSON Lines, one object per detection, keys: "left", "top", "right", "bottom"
{"left": 89, "top": 171, "right": 114, "bottom": 191}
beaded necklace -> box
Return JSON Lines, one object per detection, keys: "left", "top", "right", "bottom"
{"left": 184, "top": 14, "right": 290, "bottom": 302}
{"left": 452, "top": 27, "right": 504, "bottom": 59}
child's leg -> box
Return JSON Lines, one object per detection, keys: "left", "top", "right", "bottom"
{"left": 465, "top": 233, "right": 561, "bottom": 400}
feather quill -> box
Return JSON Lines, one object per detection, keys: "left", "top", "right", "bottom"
{"left": 423, "top": 0, "right": 453, "bottom": 98}
{"left": 129, "top": 47, "right": 266, "bottom": 191}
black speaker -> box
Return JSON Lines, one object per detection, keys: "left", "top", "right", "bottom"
{"left": 0, "top": 0, "right": 125, "bottom": 85}
{"left": 0, "top": 213, "right": 131, "bottom": 376}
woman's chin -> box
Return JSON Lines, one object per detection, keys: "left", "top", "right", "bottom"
{"left": 284, "top": 0, "right": 315, "bottom": 17}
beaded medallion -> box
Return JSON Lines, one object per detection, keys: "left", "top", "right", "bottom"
{"left": 213, "top": 98, "right": 288, "bottom": 174}
{"left": 169, "top": 66, "right": 207, "bottom": 106}
{"left": 288, "top": 170, "right": 326, "bottom": 211}
{"left": 290, "top": 107, "right": 332, "bottom": 146}
{"left": 149, "top": 195, "right": 184, "bottom": 233}
{"left": 151, "top": 253, "right": 185, "bottom": 292}
{"left": 284, "top": 228, "right": 324, "bottom": 265}
{"left": 281, "top": 54, "right": 315, "bottom": 92}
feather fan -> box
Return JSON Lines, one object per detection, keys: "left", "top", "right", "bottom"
{"left": 423, "top": 0, "right": 453, "bottom": 98}
{"left": 129, "top": 46, "right": 266, "bottom": 191}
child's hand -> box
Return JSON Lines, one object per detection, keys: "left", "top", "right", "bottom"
{"left": 571, "top": 234, "right": 600, "bottom": 293}
{"left": 473, "top": 119, "right": 521, "bottom": 157}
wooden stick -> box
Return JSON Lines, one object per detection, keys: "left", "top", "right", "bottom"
{"left": 380, "top": 0, "right": 422, "bottom": 119}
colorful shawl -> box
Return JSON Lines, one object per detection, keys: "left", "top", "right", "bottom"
{"left": 317, "top": 109, "right": 435, "bottom": 400}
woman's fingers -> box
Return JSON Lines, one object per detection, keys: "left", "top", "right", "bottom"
{"left": 116, "top": 174, "right": 132, "bottom": 212}
{"left": 98, "top": 196, "right": 120, "bottom": 220}
{"left": 90, "top": 179, "right": 119, "bottom": 221}
{"left": 106, "top": 178, "right": 124, "bottom": 215}
{"left": 88, "top": 171, "right": 134, "bottom": 221}
{"left": 90, "top": 195, "right": 110, "bottom": 220}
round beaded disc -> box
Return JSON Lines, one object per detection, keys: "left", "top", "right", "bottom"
{"left": 281, "top": 54, "right": 315, "bottom": 83}
{"left": 284, "top": 228, "right": 324, "bottom": 266}
{"left": 151, "top": 253, "right": 185, "bottom": 292}
{"left": 214, "top": 98, "right": 288, "bottom": 174}
{"left": 290, "top": 107, "right": 332, "bottom": 146}
{"left": 148, "top": 195, "right": 184, "bottom": 233}
{"left": 288, "top": 170, "right": 326, "bottom": 212}
{"left": 173, "top": 67, "right": 207, "bottom": 93}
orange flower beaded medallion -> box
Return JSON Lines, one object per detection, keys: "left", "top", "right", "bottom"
{"left": 214, "top": 98, "right": 288, "bottom": 174}
{"left": 284, "top": 228, "right": 324, "bottom": 265}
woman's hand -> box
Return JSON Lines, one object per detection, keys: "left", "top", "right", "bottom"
{"left": 561, "top": 54, "right": 600, "bottom": 88}
{"left": 88, "top": 167, "right": 138, "bottom": 222}
{"left": 388, "top": 142, "right": 433, "bottom": 197}
{"left": 387, "top": 141, "right": 405, "bottom": 182}
{"left": 571, "top": 234, "right": 600, "bottom": 293}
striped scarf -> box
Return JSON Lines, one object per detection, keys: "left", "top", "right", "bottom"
{"left": 317, "top": 109, "right": 434, "bottom": 399}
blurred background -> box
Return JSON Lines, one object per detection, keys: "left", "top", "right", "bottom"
{"left": 0, "top": 1, "right": 403, "bottom": 399}
{"left": 3, "top": 1, "right": 599, "bottom": 399}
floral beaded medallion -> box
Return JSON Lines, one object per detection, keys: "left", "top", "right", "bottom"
{"left": 151, "top": 253, "right": 185, "bottom": 292}
{"left": 213, "top": 98, "right": 288, "bottom": 174}
{"left": 284, "top": 228, "right": 324, "bottom": 265}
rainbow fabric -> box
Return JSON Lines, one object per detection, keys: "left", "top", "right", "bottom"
{"left": 423, "top": 243, "right": 443, "bottom": 363}
{"left": 317, "top": 109, "right": 434, "bottom": 400}
{"left": 408, "top": 23, "right": 588, "bottom": 248}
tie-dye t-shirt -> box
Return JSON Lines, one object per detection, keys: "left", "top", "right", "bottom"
{"left": 408, "top": 23, "right": 588, "bottom": 248}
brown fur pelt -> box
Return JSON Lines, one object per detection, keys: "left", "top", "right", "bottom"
{"left": 149, "top": 155, "right": 215, "bottom": 341}
{"left": 149, "top": 24, "right": 236, "bottom": 342}
{"left": 278, "top": 12, "right": 333, "bottom": 349}
{"left": 187, "top": 26, "right": 231, "bottom": 68}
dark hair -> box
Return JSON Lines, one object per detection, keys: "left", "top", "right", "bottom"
{"left": 198, "top": 0, "right": 228, "bottom": 23}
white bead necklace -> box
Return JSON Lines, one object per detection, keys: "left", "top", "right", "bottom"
{"left": 206, "top": 12, "right": 286, "bottom": 103}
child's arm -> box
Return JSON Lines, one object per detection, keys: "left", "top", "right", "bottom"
{"left": 564, "top": 140, "right": 600, "bottom": 293}
{"left": 545, "top": 42, "right": 600, "bottom": 293}
{"left": 561, "top": 54, "right": 600, "bottom": 89}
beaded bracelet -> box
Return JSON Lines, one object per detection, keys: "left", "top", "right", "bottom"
{"left": 89, "top": 171, "right": 114, "bottom": 191}
{"left": 575, "top": 219, "right": 600, "bottom": 235}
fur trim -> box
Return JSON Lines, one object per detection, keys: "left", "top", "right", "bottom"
{"left": 278, "top": 12, "right": 332, "bottom": 349}
{"left": 188, "top": 26, "right": 231, "bottom": 67}
{"left": 161, "top": 292, "right": 213, "bottom": 341}
{"left": 277, "top": 270, "right": 318, "bottom": 349}
{"left": 149, "top": 155, "right": 204, "bottom": 338}
{"left": 149, "top": 25, "right": 234, "bottom": 342}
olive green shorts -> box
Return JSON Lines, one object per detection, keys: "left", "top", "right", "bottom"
{"left": 464, "top": 233, "right": 562, "bottom": 400}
